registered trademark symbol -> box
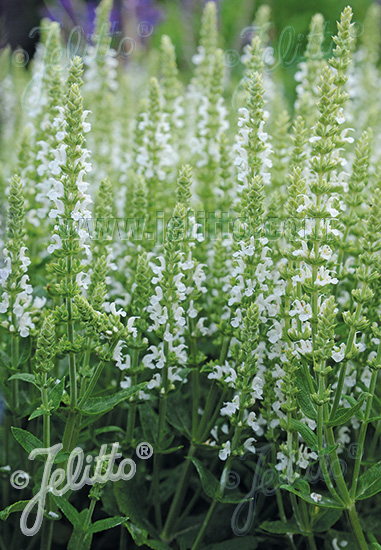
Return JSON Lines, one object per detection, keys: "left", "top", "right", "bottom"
{"left": 136, "top": 442, "right": 153, "bottom": 459}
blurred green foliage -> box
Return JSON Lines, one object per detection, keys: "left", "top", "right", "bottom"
{"left": 152, "top": 0, "right": 373, "bottom": 105}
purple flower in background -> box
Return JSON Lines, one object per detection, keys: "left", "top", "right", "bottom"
{"left": 123, "top": 0, "right": 163, "bottom": 29}
{"left": 41, "top": 0, "right": 122, "bottom": 39}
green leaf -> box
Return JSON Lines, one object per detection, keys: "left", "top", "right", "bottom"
{"left": 93, "top": 426, "right": 125, "bottom": 437}
{"left": 17, "top": 338, "right": 32, "bottom": 367}
{"left": 281, "top": 485, "right": 344, "bottom": 509}
{"left": 68, "top": 529, "right": 92, "bottom": 550}
{"left": 124, "top": 522, "right": 148, "bottom": 546}
{"left": 187, "top": 456, "right": 218, "bottom": 499}
{"left": 319, "top": 444, "right": 340, "bottom": 456}
{"left": 202, "top": 536, "right": 258, "bottom": 549}
{"left": 295, "top": 368, "right": 317, "bottom": 420}
{"left": 157, "top": 445, "right": 184, "bottom": 455}
{"left": 11, "top": 427, "right": 43, "bottom": 455}
{"left": 28, "top": 379, "right": 66, "bottom": 420}
{"left": 145, "top": 540, "right": 173, "bottom": 550}
{"left": 344, "top": 395, "right": 364, "bottom": 420}
{"left": 166, "top": 390, "right": 192, "bottom": 437}
{"left": 0, "top": 500, "right": 29, "bottom": 521}
{"left": 186, "top": 457, "right": 248, "bottom": 504}
{"left": 114, "top": 480, "right": 155, "bottom": 538}
{"left": 49, "top": 377, "right": 66, "bottom": 410}
{"left": 28, "top": 406, "right": 45, "bottom": 421}
{"left": 312, "top": 508, "right": 342, "bottom": 532}
{"left": 0, "top": 349, "right": 10, "bottom": 370}
{"left": 290, "top": 419, "right": 318, "bottom": 448}
{"left": 79, "top": 383, "right": 146, "bottom": 415}
{"left": 326, "top": 394, "right": 369, "bottom": 427}
{"left": 90, "top": 516, "right": 127, "bottom": 534}
{"left": 51, "top": 495, "right": 81, "bottom": 528}
{"left": 138, "top": 402, "right": 159, "bottom": 445}
{"left": 260, "top": 519, "right": 303, "bottom": 535}
{"left": 356, "top": 460, "right": 381, "bottom": 501}
{"left": 8, "top": 373, "right": 38, "bottom": 388}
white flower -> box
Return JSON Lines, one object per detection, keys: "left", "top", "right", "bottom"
{"left": 143, "top": 346, "right": 165, "bottom": 369}
{"left": 252, "top": 375, "right": 264, "bottom": 400}
{"left": 147, "top": 373, "right": 161, "bottom": 390}
{"left": 289, "top": 300, "right": 312, "bottom": 322}
{"left": 297, "top": 339, "right": 313, "bottom": 355}
{"left": 188, "top": 300, "right": 198, "bottom": 319}
{"left": 310, "top": 492, "right": 322, "bottom": 503}
{"left": 219, "top": 440, "right": 231, "bottom": 461}
{"left": 319, "top": 244, "right": 333, "bottom": 260}
{"left": 243, "top": 437, "right": 256, "bottom": 454}
{"left": 332, "top": 343, "right": 345, "bottom": 363}
{"left": 220, "top": 395, "right": 240, "bottom": 417}
{"left": 267, "top": 320, "right": 284, "bottom": 344}
{"left": 0, "top": 292, "right": 10, "bottom": 314}
{"left": 127, "top": 316, "right": 138, "bottom": 338}
{"left": 110, "top": 302, "right": 127, "bottom": 318}
{"left": 231, "top": 308, "right": 242, "bottom": 328}
{"left": 315, "top": 266, "right": 338, "bottom": 286}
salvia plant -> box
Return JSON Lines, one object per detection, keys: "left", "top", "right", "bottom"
{"left": 0, "top": 2, "right": 380, "bottom": 550}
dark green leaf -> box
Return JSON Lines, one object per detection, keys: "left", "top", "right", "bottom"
{"left": 79, "top": 383, "right": 146, "bottom": 415}
{"left": 51, "top": 495, "right": 81, "bottom": 528}
{"left": 90, "top": 516, "right": 127, "bottom": 534}
{"left": 166, "top": 390, "right": 192, "bottom": 437}
{"left": 114, "top": 480, "right": 155, "bottom": 537}
{"left": 187, "top": 456, "right": 218, "bottom": 499}
{"left": 344, "top": 395, "right": 364, "bottom": 420}
{"left": 356, "top": 460, "right": 381, "bottom": 501}
{"left": 17, "top": 338, "right": 32, "bottom": 367}
{"left": 145, "top": 540, "right": 173, "bottom": 550}
{"left": 67, "top": 529, "right": 92, "bottom": 550}
{"left": 281, "top": 485, "right": 344, "bottom": 509}
{"left": 326, "top": 394, "right": 369, "bottom": 427}
{"left": 0, "top": 500, "right": 29, "bottom": 521}
{"left": 290, "top": 419, "right": 317, "bottom": 448}
{"left": 8, "top": 373, "right": 38, "bottom": 388}
{"left": 124, "top": 522, "right": 148, "bottom": 546}
{"left": 28, "top": 406, "right": 45, "bottom": 421}
{"left": 202, "top": 536, "right": 258, "bottom": 549}
{"left": 312, "top": 508, "right": 342, "bottom": 532}
{"left": 11, "top": 427, "right": 43, "bottom": 455}
{"left": 260, "top": 519, "right": 303, "bottom": 535}
{"left": 186, "top": 457, "right": 248, "bottom": 504}
{"left": 49, "top": 377, "right": 66, "bottom": 410}
{"left": 295, "top": 368, "right": 317, "bottom": 420}
{"left": 139, "top": 402, "right": 159, "bottom": 445}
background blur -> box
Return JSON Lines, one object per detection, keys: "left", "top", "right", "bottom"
{"left": 0, "top": 0, "right": 375, "bottom": 103}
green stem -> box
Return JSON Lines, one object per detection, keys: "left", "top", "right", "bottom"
{"left": 331, "top": 275, "right": 369, "bottom": 419}
{"left": 350, "top": 365, "right": 379, "bottom": 498}
{"left": 78, "top": 360, "right": 105, "bottom": 407}
{"left": 161, "top": 444, "right": 197, "bottom": 541}
{"left": 10, "top": 307, "right": 20, "bottom": 423}
{"left": 126, "top": 344, "right": 141, "bottom": 443}
{"left": 191, "top": 453, "right": 236, "bottom": 550}
{"left": 84, "top": 499, "right": 96, "bottom": 532}
{"left": 40, "top": 374, "right": 53, "bottom": 550}
{"left": 325, "top": 426, "right": 368, "bottom": 549}
{"left": 299, "top": 499, "right": 317, "bottom": 550}
{"left": 152, "top": 342, "right": 169, "bottom": 531}
{"left": 162, "top": 337, "right": 230, "bottom": 540}
{"left": 369, "top": 420, "right": 381, "bottom": 459}
{"left": 66, "top": 286, "right": 77, "bottom": 411}
{"left": 347, "top": 506, "right": 369, "bottom": 550}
